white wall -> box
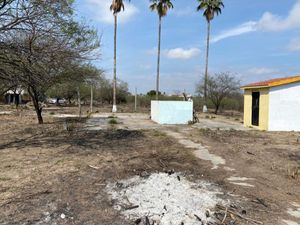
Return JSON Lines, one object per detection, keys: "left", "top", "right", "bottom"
{"left": 269, "top": 82, "right": 300, "bottom": 131}
{"left": 151, "top": 101, "right": 193, "bottom": 124}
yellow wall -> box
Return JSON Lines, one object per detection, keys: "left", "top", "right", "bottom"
{"left": 243, "top": 88, "right": 269, "bottom": 130}
{"left": 243, "top": 89, "right": 252, "bottom": 127}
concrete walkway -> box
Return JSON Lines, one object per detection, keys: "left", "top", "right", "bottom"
{"left": 83, "top": 113, "right": 248, "bottom": 131}
{"left": 193, "top": 118, "right": 250, "bottom": 131}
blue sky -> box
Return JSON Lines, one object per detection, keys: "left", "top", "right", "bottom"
{"left": 75, "top": 0, "right": 300, "bottom": 94}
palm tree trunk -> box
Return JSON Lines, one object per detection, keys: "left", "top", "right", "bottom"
{"left": 203, "top": 20, "right": 211, "bottom": 113}
{"left": 112, "top": 14, "right": 117, "bottom": 113}
{"left": 156, "top": 16, "right": 162, "bottom": 100}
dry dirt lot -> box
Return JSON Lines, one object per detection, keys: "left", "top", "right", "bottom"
{"left": 0, "top": 106, "right": 299, "bottom": 225}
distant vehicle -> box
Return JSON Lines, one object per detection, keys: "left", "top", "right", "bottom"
{"left": 47, "top": 98, "right": 66, "bottom": 104}
{"left": 47, "top": 98, "right": 56, "bottom": 104}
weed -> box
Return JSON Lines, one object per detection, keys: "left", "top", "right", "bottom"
{"left": 188, "top": 120, "right": 195, "bottom": 125}
{"left": 287, "top": 166, "right": 300, "bottom": 179}
{"left": 0, "top": 177, "right": 11, "bottom": 181}
{"left": 152, "top": 130, "right": 166, "bottom": 137}
{"left": 109, "top": 118, "right": 118, "bottom": 125}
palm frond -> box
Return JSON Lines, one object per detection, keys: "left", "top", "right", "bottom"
{"left": 110, "top": 0, "right": 130, "bottom": 15}
{"left": 149, "top": 0, "right": 173, "bottom": 17}
{"left": 196, "top": 0, "right": 224, "bottom": 21}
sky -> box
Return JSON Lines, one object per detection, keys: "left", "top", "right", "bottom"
{"left": 74, "top": 0, "right": 300, "bottom": 94}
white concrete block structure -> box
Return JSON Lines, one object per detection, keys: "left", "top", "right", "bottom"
{"left": 268, "top": 82, "right": 300, "bottom": 131}
{"left": 241, "top": 76, "right": 300, "bottom": 131}
{"left": 151, "top": 101, "right": 193, "bottom": 124}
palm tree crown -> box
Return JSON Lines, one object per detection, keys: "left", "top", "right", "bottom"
{"left": 197, "top": 0, "right": 224, "bottom": 22}
{"left": 150, "top": 0, "right": 173, "bottom": 17}
{"left": 110, "top": 0, "right": 130, "bottom": 15}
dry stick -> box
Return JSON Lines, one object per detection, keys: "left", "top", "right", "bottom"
{"left": 194, "top": 214, "right": 202, "bottom": 222}
{"left": 88, "top": 165, "right": 99, "bottom": 170}
{"left": 216, "top": 205, "right": 263, "bottom": 225}
{"left": 0, "top": 190, "right": 51, "bottom": 207}
{"left": 144, "top": 162, "right": 152, "bottom": 169}
{"left": 159, "top": 159, "right": 166, "bottom": 168}
{"left": 221, "top": 207, "right": 228, "bottom": 224}
{"left": 124, "top": 205, "right": 139, "bottom": 210}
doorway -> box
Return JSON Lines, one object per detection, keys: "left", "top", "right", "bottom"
{"left": 252, "top": 92, "right": 260, "bottom": 126}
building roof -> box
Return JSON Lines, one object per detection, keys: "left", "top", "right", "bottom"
{"left": 241, "top": 76, "right": 300, "bottom": 89}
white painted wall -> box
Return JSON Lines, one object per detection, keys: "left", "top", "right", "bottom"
{"left": 269, "top": 82, "right": 300, "bottom": 131}
{"left": 151, "top": 101, "right": 193, "bottom": 124}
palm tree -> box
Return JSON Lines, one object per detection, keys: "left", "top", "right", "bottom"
{"left": 110, "top": 0, "right": 130, "bottom": 112}
{"left": 150, "top": 0, "right": 173, "bottom": 100}
{"left": 197, "top": 0, "right": 224, "bottom": 112}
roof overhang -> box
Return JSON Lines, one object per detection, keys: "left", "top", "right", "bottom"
{"left": 240, "top": 85, "right": 269, "bottom": 90}
{"left": 240, "top": 76, "right": 300, "bottom": 90}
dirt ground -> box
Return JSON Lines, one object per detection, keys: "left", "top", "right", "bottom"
{"left": 0, "top": 105, "right": 300, "bottom": 225}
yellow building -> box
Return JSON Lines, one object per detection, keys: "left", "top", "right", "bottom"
{"left": 241, "top": 76, "right": 300, "bottom": 131}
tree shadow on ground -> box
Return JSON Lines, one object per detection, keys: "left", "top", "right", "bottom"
{"left": 0, "top": 128, "right": 145, "bottom": 152}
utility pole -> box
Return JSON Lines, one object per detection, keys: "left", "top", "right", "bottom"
{"left": 90, "top": 85, "right": 93, "bottom": 113}
{"left": 134, "top": 87, "right": 137, "bottom": 112}
{"left": 77, "top": 86, "right": 81, "bottom": 118}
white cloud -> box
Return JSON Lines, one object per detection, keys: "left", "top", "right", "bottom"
{"left": 145, "top": 47, "right": 157, "bottom": 55}
{"left": 164, "top": 48, "right": 200, "bottom": 59}
{"left": 212, "top": 0, "right": 300, "bottom": 43}
{"left": 85, "top": 0, "right": 138, "bottom": 24}
{"left": 211, "top": 21, "right": 257, "bottom": 43}
{"left": 247, "top": 67, "right": 279, "bottom": 75}
{"left": 287, "top": 38, "right": 300, "bottom": 52}
{"left": 258, "top": 1, "right": 300, "bottom": 31}
{"left": 172, "top": 7, "right": 196, "bottom": 17}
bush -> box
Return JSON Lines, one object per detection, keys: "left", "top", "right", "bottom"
{"left": 109, "top": 118, "right": 118, "bottom": 125}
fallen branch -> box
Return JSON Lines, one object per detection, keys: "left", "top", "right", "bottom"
{"left": 216, "top": 205, "right": 263, "bottom": 225}
{"left": 0, "top": 190, "right": 52, "bottom": 207}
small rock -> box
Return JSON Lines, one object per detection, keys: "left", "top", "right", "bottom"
{"left": 134, "top": 218, "right": 141, "bottom": 224}
{"left": 116, "top": 182, "right": 123, "bottom": 188}
{"left": 140, "top": 171, "right": 150, "bottom": 178}
{"left": 44, "top": 215, "right": 51, "bottom": 222}
{"left": 60, "top": 213, "right": 66, "bottom": 219}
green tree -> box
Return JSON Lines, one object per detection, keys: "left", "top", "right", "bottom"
{"left": 147, "top": 90, "right": 161, "bottom": 96}
{"left": 47, "top": 64, "right": 103, "bottom": 105}
{"left": 150, "top": 0, "right": 173, "bottom": 100}
{"left": 0, "top": 1, "right": 99, "bottom": 124}
{"left": 196, "top": 72, "right": 240, "bottom": 114}
{"left": 110, "top": 0, "right": 130, "bottom": 113}
{"left": 197, "top": 0, "right": 224, "bottom": 112}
